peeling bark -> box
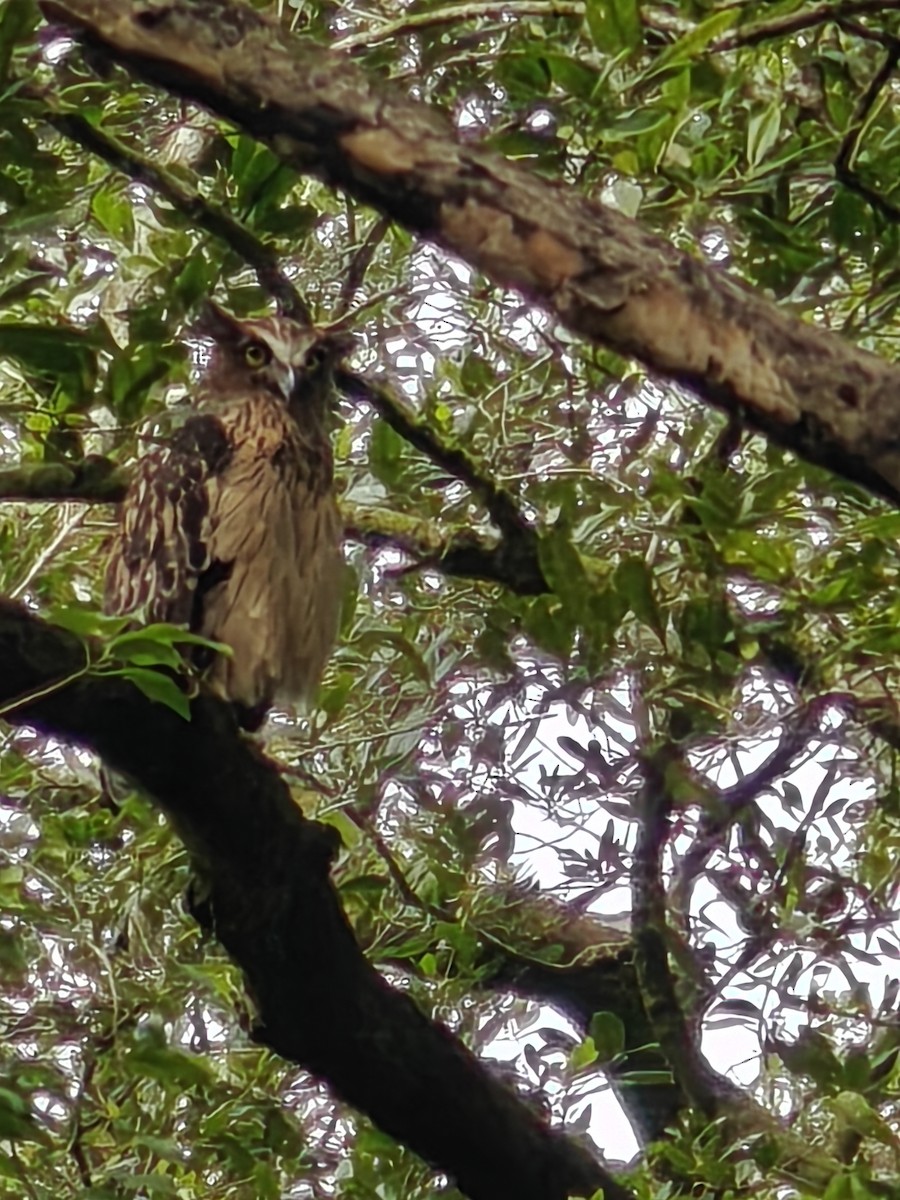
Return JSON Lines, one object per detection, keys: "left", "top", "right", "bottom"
{"left": 37, "top": 0, "right": 900, "bottom": 506}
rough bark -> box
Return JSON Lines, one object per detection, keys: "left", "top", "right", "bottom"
{"left": 0, "top": 598, "right": 630, "bottom": 1200}
{"left": 37, "top": 0, "right": 900, "bottom": 508}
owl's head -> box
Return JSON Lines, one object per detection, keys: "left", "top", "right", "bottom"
{"left": 199, "top": 301, "right": 351, "bottom": 409}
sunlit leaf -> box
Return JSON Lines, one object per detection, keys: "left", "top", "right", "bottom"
{"left": 585, "top": 0, "right": 641, "bottom": 55}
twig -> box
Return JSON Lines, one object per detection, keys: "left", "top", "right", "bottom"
{"left": 671, "top": 703, "right": 823, "bottom": 909}
{"left": 714, "top": 0, "right": 900, "bottom": 51}
{"left": 335, "top": 370, "right": 533, "bottom": 542}
{"left": 335, "top": 215, "right": 391, "bottom": 321}
{"left": 31, "top": 88, "right": 540, "bottom": 551}
{"left": 334, "top": 2, "right": 584, "bottom": 52}
{"left": 833, "top": 36, "right": 900, "bottom": 222}
{"left": 30, "top": 89, "right": 313, "bottom": 322}
{"left": 346, "top": 807, "right": 440, "bottom": 916}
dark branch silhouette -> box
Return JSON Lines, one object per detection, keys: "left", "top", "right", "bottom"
{"left": 0, "top": 598, "right": 630, "bottom": 1200}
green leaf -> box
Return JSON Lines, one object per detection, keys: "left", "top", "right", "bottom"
{"left": 570, "top": 1037, "right": 599, "bottom": 1071}
{"left": 379, "top": 932, "right": 434, "bottom": 960}
{"left": 255, "top": 203, "right": 317, "bottom": 238}
{"left": 0, "top": 930, "right": 27, "bottom": 980}
{"left": 616, "top": 1069, "right": 673, "bottom": 1086}
{"left": 545, "top": 54, "right": 598, "bottom": 100}
{"left": 131, "top": 1135, "right": 186, "bottom": 1163}
{"left": 538, "top": 529, "right": 591, "bottom": 621}
{"left": 114, "top": 624, "right": 231, "bottom": 654}
{"left": 606, "top": 108, "right": 672, "bottom": 138}
{"left": 106, "top": 638, "right": 184, "bottom": 671}
{"left": 612, "top": 557, "right": 661, "bottom": 633}
{"left": 0, "top": 323, "right": 100, "bottom": 390}
{"left": 495, "top": 51, "right": 551, "bottom": 100}
{"left": 319, "top": 670, "right": 356, "bottom": 717}
{"left": 588, "top": 1011, "right": 626, "bottom": 1061}
{"left": 522, "top": 594, "right": 575, "bottom": 660}
{"left": 229, "top": 139, "right": 285, "bottom": 211}
{"left": 829, "top": 187, "right": 868, "bottom": 250}
{"left": 124, "top": 1041, "right": 212, "bottom": 1090}
{"left": 369, "top": 419, "right": 406, "bottom": 487}
{"left": 747, "top": 104, "right": 781, "bottom": 170}
{"left": 107, "top": 343, "right": 174, "bottom": 421}
{"left": 50, "top": 606, "right": 130, "bottom": 640}
{"left": 460, "top": 352, "right": 496, "bottom": 396}
{"left": 120, "top": 669, "right": 191, "bottom": 720}
{"left": 645, "top": 9, "right": 737, "bottom": 77}
{"left": 585, "top": 0, "right": 642, "bottom": 55}
{"left": 0, "top": 0, "right": 37, "bottom": 84}
{"left": 172, "top": 251, "right": 215, "bottom": 310}
{"left": 775, "top": 1030, "right": 842, "bottom": 1089}
{"left": 0, "top": 1086, "right": 45, "bottom": 1144}
{"left": 91, "top": 182, "right": 135, "bottom": 248}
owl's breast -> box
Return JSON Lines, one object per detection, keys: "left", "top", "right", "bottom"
{"left": 198, "top": 392, "right": 343, "bottom": 716}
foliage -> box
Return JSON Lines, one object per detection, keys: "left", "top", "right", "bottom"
{"left": 1, "top": 0, "right": 900, "bottom": 1197}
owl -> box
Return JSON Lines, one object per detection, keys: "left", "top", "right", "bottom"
{"left": 104, "top": 302, "right": 347, "bottom": 730}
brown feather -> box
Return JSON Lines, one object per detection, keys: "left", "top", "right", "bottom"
{"left": 104, "top": 311, "right": 346, "bottom": 727}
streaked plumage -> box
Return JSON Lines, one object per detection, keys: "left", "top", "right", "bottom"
{"left": 104, "top": 303, "right": 346, "bottom": 729}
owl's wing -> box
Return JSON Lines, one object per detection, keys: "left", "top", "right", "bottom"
{"left": 104, "top": 413, "right": 235, "bottom": 628}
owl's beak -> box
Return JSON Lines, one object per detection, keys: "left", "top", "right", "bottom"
{"left": 273, "top": 361, "right": 296, "bottom": 402}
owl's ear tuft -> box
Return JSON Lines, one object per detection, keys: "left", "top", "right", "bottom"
{"left": 311, "top": 329, "right": 356, "bottom": 365}
{"left": 195, "top": 300, "right": 245, "bottom": 342}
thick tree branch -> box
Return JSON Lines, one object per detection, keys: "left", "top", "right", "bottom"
{"left": 0, "top": 457, "right": 548, "bottom": 593}
{"left": 36, "top": 0, "right": 900, "bottom": 509}
{"left": 0, "top": 598, "right": 629, "bottom": 1200}
{"left": 0, "top": 456, "right": 127, "bottom": 503}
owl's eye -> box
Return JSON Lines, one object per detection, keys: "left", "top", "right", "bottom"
{"left": 244, "top": 341, "right": 271, "bottom": 368}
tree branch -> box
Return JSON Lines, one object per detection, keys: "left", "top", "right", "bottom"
{"left": 36, "top": 0, "right": 900, "bottom": 509}
{"left": 630, "top": 749, "right": 873, "bottom": 1194}
{"left": 26, "top": 87, "right": 549, "bottom": 583}
{"left": 833, "top": 35, "right": 900, "bottom": 223}
{"left": 333, "top": 1, "right": 584, "bottom": 52}
{"left": 0, "top": 456, "right": 549, "bottom": 593}
{"left": 0, "top": 598, "right": 630, "bottom": 1200}
{"left": 34, "top": 96, "right": 313, "bottom": 322}
{"left": 714, "top": 1, "right": 900, "bottom": 51}
{"left": 0, "top": 456, "right": 127, "bottom": 503}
